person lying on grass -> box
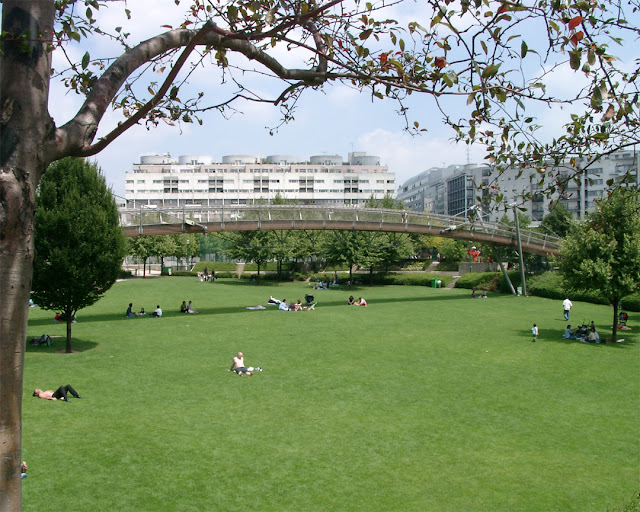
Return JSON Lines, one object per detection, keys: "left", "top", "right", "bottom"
{"left": 33, "top": 385, "right": 82, "bottom": 402}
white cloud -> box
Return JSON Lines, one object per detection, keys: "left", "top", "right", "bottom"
{"left": 357, "top": 129, "right": 486, "bottom": 186}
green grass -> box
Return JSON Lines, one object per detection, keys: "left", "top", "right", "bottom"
{"left": 22, "top": 278, "right": 640, "bottom": 512}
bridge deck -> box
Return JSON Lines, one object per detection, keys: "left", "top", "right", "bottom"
{"left": 119, "top": 205, "right": 562, "bottom": 257}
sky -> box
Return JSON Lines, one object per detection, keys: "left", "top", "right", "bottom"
{"left": 26, "top": 0, "right": 639, "bottom": 198}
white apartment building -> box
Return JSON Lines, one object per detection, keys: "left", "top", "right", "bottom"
{"left": 124, "top": 152, "right": 395, "bottom": 208}
{"left": 398, "top": 150, "right": 639, "bottom": 223}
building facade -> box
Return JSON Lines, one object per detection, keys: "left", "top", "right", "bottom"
{"left": 124, "top": 152, "right": 395, "bottom": 208}
{"left": 397, "top": 150, "right": 639, "bottom": 223}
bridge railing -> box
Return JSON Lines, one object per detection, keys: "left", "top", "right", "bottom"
{"left": 119, "top": 205, "right": 562, "bottom": 252}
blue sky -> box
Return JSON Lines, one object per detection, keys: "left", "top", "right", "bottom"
{"left": 22, "top": 1, "right": 640, "bottom": 197}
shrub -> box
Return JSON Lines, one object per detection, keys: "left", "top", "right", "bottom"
{"left": 435, "top": 260, "right": 458, "bottom": 271}
{"left": 620, "top": 293, "right": 640, "bottom": 312}
{"left": 171, "top": 270, "right": 199, "bottom": 277}
{"left": 192, "top": 261, "right": 237, "bottom": 272}
{"left": 455, "top": 272, "right": 499, "bottom": 291}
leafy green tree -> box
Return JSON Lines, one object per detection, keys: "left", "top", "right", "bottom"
{"left": 127, "top": 236, "right": 156, "bottom": 277}
{"left": 170, "top": 234, "right": 199, "bottom": 270}
{"left": 222, "top": 231, "right": 276, "bottom": 283}
{"left": 323, "top": 231, "right": 370, "bottom": 288}
{"left": 560, "top": 188, "right": 640, "bottom": 342}
{"left": 539, "top": 202, "right": 574, "bottom": 238}
{"left": 32, "top": 158, "right": 126, "bottom": 353}
{"left": 1, "top": 1, "right": 638, "bottom": 504}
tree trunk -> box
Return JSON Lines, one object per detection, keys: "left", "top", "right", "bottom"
{"left": 0, "top": 3, "right": 56, "bottom": 509}
{"left": 611, "top": 299, "right": 619, "bottom": 343}
{"left": 143, "top": 256, "right": 147, "bottom": 277}
{"left": 65, "top": 307, "right": 73, "bottom": 354}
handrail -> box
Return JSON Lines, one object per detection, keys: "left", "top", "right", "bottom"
{"left": 118, "top": 204, "right": 562, "bottom": 255}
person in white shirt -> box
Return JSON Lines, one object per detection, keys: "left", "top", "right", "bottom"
{"left": 562, "top": 297, "right": 573, "bottom": 320}
{"left": 151, "top": 305, "right": 162, "bottom": 317}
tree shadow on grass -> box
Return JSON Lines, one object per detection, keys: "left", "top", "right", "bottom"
{"left": 24, "top": 338, "right": 98, "bottom": 354}
{"left": 28, "top": 293, "right": 474, "bottom": 325}
{"left": 525, "top": 331, "right": 637, "bottom": 349}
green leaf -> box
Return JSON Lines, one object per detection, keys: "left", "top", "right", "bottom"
{"left": 521, "top": 40, "right": 528, "bottom": 58}
{"left": 81, "top": 52, "right": 90, "bottom": 70}
{"left": 569, "top": 49, "right": 581, "bottom": 70}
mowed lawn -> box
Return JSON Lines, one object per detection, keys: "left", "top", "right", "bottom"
{"left": 22, "top": 277, "right": 639, "bottom": 512}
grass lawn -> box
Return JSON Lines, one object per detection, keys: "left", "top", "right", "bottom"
{"left": 22, "top": 278, "right": 639, "bottom": 512}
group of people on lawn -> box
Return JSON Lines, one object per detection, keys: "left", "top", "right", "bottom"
{"left": 126, "top": 303, "right": 162, "bottom": 317}
{"left": 268, "top": 297, "right": 309, "bottom": 311}
{"left": 125, "top": 300, "right": 202, "bottom": 317}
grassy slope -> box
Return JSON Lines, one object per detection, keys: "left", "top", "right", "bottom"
{"left": 22, "top": 278, "right": 639, "bottom": 512}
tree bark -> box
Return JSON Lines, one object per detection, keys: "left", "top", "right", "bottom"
{"left": 611, "top": 299, "right": 619, "bottom": 343}
{"left": 0, "top": 2, "right": 55, "bottom": 509}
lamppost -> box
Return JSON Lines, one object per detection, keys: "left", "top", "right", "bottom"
{"left": 508, "top": 203, "right": 527, "bottom": 296}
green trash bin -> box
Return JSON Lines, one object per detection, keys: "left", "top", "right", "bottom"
{"left": 431, "top": 278, "right": 438, "bottom": 288}
{"left": 161, "top": 267, "right": 173, "bottom": 276}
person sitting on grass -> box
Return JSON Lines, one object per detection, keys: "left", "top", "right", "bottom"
{"left": 347, "top": 295, "right": 355, "bottom": 305}
{"left": 151, "top": 305, "right": 162, "bottom": 318}
{"left": 278, "top": 300, "right": 289, "bottom": 311}
{"left": 563, "top": 325, "right": 576, "bottom": 339}
{"left": 227, "top": 352, "right": 253, "bottom": 376}
{"left": 355, "top": 297, "right": 367, "bottom": 306}
{"left": 126, "top": 303, "right": 138, "bottom": 318}
{"left": 33, "top": 385, "right": 82, "bottom": 402}
{"left": 187, "top": 301, "right": 199, "bottom": 314}
{"left": 139, "top": 307, "right": 146, "bottom": 316}
{"left": 180, "top": 301, "right": 188, "bottom": 313}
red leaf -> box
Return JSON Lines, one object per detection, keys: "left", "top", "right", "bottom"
{"left": 568, "top": 16, "right": 583, "bottom": 30}
{"left": 497, "top": 3, "right": 508, "bottom": 14}
{"left": 570, "top": 31, "right": 584, "bottom": 46}
{"left": 434, "top": 56, "right": 448, "bottom": 69}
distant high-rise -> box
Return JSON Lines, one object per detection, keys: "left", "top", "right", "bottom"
{"left": 397, "top": 150, "right": 638, "bottom": 223}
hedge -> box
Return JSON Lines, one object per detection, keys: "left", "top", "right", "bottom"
{"left": 456, "top": 270, "right": 640, "bottom": 311}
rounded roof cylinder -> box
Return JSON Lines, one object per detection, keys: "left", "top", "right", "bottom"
{"left": 310, "top": 155, "right": 343, "bottom": 165}
{"left": 178, "top": 155, "right": 213, "bottom": 165}
{"left": 140, "top": 154, "right": 176, "bottom": 165}
{"left": 265, "top": 155, "right": 299, "bottom": 164}
{"left": 350, "top": 154, "right": 380, "bottom": 165}
{"left": 222, "top": 155, "right": 258, "bottom": 164}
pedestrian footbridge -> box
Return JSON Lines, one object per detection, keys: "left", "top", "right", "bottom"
{"left": 119, "top": 205, "right": 562, "bottom": 257}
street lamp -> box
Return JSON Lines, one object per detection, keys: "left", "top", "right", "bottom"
{"left": 507, "top": 202, "right": 527, "bottom": 297}
{"left": 186, "top": 238, "right": 190, "bottom": 271}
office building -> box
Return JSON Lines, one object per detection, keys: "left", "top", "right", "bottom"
{"left": 397, "top": 150, "right": 639, "bottom": 222}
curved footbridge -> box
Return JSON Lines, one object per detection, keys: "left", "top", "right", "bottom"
{"left": 119, "top": 205, "right": 562, "bottom": 257}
